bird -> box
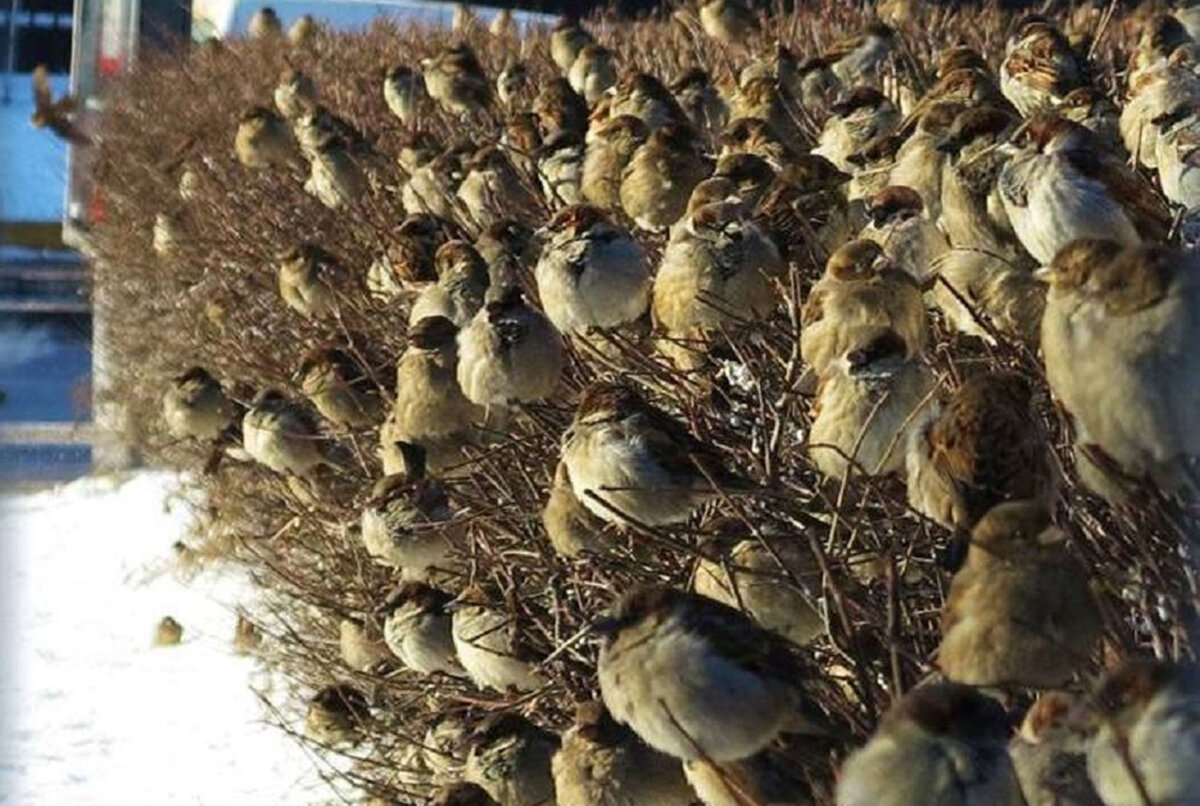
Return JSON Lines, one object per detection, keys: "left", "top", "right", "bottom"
{"left": 295, "top": 346, "right": 382, "bottom": 430}
{"left": 800, "top": 240, "right": 928, "bottom": 381}
{"left": 671, "top": 69, "right": 728, "bottom": 146}
{"left": 608, "top": 72, "right": 690, "bottom": 133}
{"left": 533, "top": 77, "right": 589, "bottom": 137}
{"left": 597, "top": 584, "right": 828, "bottom": 762}
{"left": 409, "top": 241, "right": 490, "bottom": 328}
{"left": 247, "top": 6, "right": 281, "bottom": 39}
{"left": 567, "top": 43, "right": 618, "bottom": 105}
{"left": 29, "top": 65, "right": 88, "bottom": 145}
{"left": 339, "top": 617, "right": 389, "bottom": 672}
{"left": 836, "top": 683, "right": 1024, "bottom": 805}
{"left": 937, "top": 501, "right": 1101, "bottom": 688}
{"left": 241, "top": 390, "right": 329, "bottom": 477}
{"left": 533, "top": 204, "right": 651, "bottom": 337}
{"left": 474, "top": 219, "right": 538, "bottom": 296}
{"left": 814, "top": 86, "right": 901, "bottom": 173}
{"left": 404, "top": 149, "right": 468, "bottom": 220}
{"left": 859, "top": 185, "right": 950, "bottom": 284}
{"left": 906, "top": 372, "right": 1053, "bottom": 530}
{"left": 234, "top": 106, "right": 297, "bottom": 169}
{"left": 885, "top": 100, "right": 962, "bottom": 223}
{"left": 456, "top": 286, "right": 565, "bottom": 409}
{"left": 729, "top": 76, "right": 807, "bottom": 154}
{"left": 384, "top": 66, "right": 425, "bottom": 126}
{"left": 305, "top": 683, "right": 370, "bottom": 745}
{"left": 999, "top": 114, "right": 1170, "bottom": 264}
{"left": 1058, "top": 86, "right": 1122, "bottom": 151}
{"left": 542, "top": 460, "right": 608, "bottom": 558}
{"left": 1009, "top": 693, "right": 1103, "bottom": 806}
{"left": 450, "top": 585, "right": 545, "bottom": 692}
{"left": 692, "top": 522, "right": 825, "bottom": 646}
{"left": 456, "top": 146, "right": 539, "bottom": 234}
{"left": 381, "top": 582, "right": 465, "bottom": 676}
{"left": 808, "top": 328, "right": 935, "bottom": 480}
{"left": 153, "top": 616, "right": 183, "bottom": 646}
{"left": 582, "top": 115, "right": 649, "bottom": 210}
{"left": 161, "top": 367, "right": 238, "bottom": 442}
{"left": 1086, "top": 659, "right": 1200, "bottom": 806}
{"left": 1000, "top": 20, "right": 1085, "bottom": 116}
{"left": 463, "top": 713, "right": 560, "bottom": 806}
{"left": 550, "top": 17, "right": 594, "bottom": 74}
{"left": 424, "top": 715, "right": 471, "bottom": 785}
{"left": 698, "top": 0, "right": 759, "bottom": 44}
{"left": 274, "top": 67, "right": 316, "bottom": 120}
{"left": 305, "top": 136, "right": 368, "bottom": 209}
{"left": 432, "top": 783, "right": 499, "bottom": 806}
{"left": 1120, "top": 52, "right": 1200, "bottom": 170}
{"left": 755, "top": 154, "right": 855, "bottom": 257}
{"left": 927, "top": 248, "right": 1044, "bottom": 345}
{"left": 620, "top": 122, "right": 711, "bottom": 231}
{"left": 422, "top": 44, "right": 491, "bottom": 116}
{"left": 277, "top": 243, "right": 346, "bottom": 319}
{"left": 1151, "top": 103, "right": 1200, "bottom": 209}
{"left": 1039, "top": 240, "right": 1200, "bottom": 501}
{"left": 287, "top": 13, "right": 317, "bottom": 47}
{"left": 823, "top": 21, "right": 899, "bottom": 89}
{"left": 710, "top": 151, "right": 775, "bottom": 209}
{"left": 537, "top": 130, "right": 586, "bottom": 206}
{"left": 495, "top": 61, "right": 527, "bottom": 107}
{"left": 936, "top": 104, "right": 1022, "bottom": 255}
{"left": 561, "top": 382, "right": 746, "bottom": 527}
{"left": 552, "top": 700, "right": 695, "bottom": 806}
{"left": 366, "top": 213, "right": 446, "bottom": 302}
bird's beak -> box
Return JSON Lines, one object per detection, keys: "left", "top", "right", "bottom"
{"left": 1033, "top": 265, "right": 1054, "bottom": 283}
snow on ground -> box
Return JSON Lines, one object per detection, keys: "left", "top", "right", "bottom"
{"left": 0, "top": 471, "right": 332, "bottom": 804}
{"left": 0, "top": 73, "right": 69, "bottom": 223}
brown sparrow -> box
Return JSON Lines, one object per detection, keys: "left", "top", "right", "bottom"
{"left": 390, "top": 316, "right": 483, "bottom": 454}
{"left": 936, "top": 104, "right": 1022, "bottom": 255}
{"left": 305, "top": 135, "right": 368, "bottom": 210}
{"left": 597, "top": 585, "right": 827, "bottom": 762}
{"left": 339, "top": 617, "right": 389, "bottom": 672}
{"left": 1039, "top": 240, "right": 1200, "bottom": 501}
{"left": 409, "top": 241, "right": 490, "bottom": 327}
{"left": 567, "top": 43, "right": 618, "bottom": 105}
{"left": 292, "top": 105, "right": 367, "bottom": 161}
{"left": 463, "top": 713, "right": 559, "bottom": 806}
{"left": 720, "top": 116, "right": 796, "bottom": 167}
{"left": 711, "top": 151, "right": 775, "bottom": 208}
{"left": 366, "top": 213, "right": 446, "bottom": 302}
{"left": 1000, "top": 20, "right": 1084, "bottom": 116}
{"left": 609, "top": 72, "right": 690, "bottom": 132}
{"left": 836, "top": 683, "right": 1023, "bottom": 805}
{"left": 1057, "top": 86, "right": 1121, "bottom": 151}
{"left": 755, "top": 155, "right": 854, "bottom": 256}
{"left": 277, "top": 243, "right": 346, "bottom": 319}
{"left": 456, "top": 146, "right": 538, "bottom": 233}
{"left": 730, "top": 76, "right": 806, "bottom": 154}
{"left": 153, "top": 616, "right": 183, "bottom": 647}
{"left": 561, "top": 382, "right": 744, "bottom": 527}
{"left": 381, "top": 582, "right": 465, "bottom": 676}
{"left": 800, "top": 239, "right": 927, "bottom": 381}
{"left": 814, "top": 86, "right": 901, "bottom": 173}
{"left": 1121, "top": 53, "right": 1200, "bottom": 169}
{"left": 860, "top": 185, "right": 949, "bottom": 284}
{"left": 808, "top": 329, "right": 935, "bottom": 480}
{"left": 1009, "top": 693, "right": 1103, "bottom": 806}
{"left": 886, "top": 100, "right": 962, "bottom": 222}
{"left": 273, "top": 67, "right": 316, "bottom": 120}
{"left": 404, "top": 149, "right": 467, "bottom": 221}
{"left": 938, "top": 501, "right": 1100, "bottom": 688}
{"left": 305, "top": 683, "right": 370, "bottom": 745}
{"left": 552, "top": 701, "right": 694, "bottom": 806}
{"left": 550, "top": 17, "right": 594, "bottom": 74}
{"left": 474, "top": 219, "right": 538, "bottom": 296}
{"left": 29, "top": 65, "right": 88, "bottom": 145}
{"left": 247, "top": 6, "right": 281, "bottom": 39}
{"left": 241, "top": 390, "right": 329, "bottom": 477}
{"left": 928, "top": 248, "right": 1044, "bottom": 344}
{"left": 533, "top": 204, "right": 651, "bottom": 337}
{"left": 496, "top": 61, "right": 527, "bottom": 108}
{"left": 234, "top": 106, "right": 297, "bottom": 169}
{"left": 999, "top": 114, "right": 1170, "bottom": 264}
{"left": 533, "top": 77, "right": 589, "bottom": 137}
{"left": 295, "top": 345, "right": 382, "bottom": 430}
{"left": 1151, "top": 103, "right": 1200, "bottom": 209}
{"left": 620, "top": 122, "right": 711, "bottom": 231}
{"left": 162, "top": 367, "right": 238, "bottom": 442}
{"left": 537, "top": 130, "right": 586, "bottom": 206}
{"left": 450, "top": 585, "right": 546, "bottom": 692}
{"left": 582, "top": 115, "right": 649, "bottom": 210}
{"left": 699, "top": 0, "right": 759, "bottom": 43}
{"left": 456, "top": 287, "right": 565, "bottom": 409}
{"left": 671, "top": 69, "right": 728, "bottom": 146}
{"left": 1086, "top": 659, "right": 1200, "bottom": 806}
{"left": 287, "top": 13, "right": 317, "bottom": 47}
{"left": 384, "top": 66, "right": 425, "bottom": 126}
{"left": 906, "top": 372, "right": 1052, "bottom": 530}
{"left": 823, "top": 21, "right": 898, "bottom": 89}
{"left": 542, "top": 460, "right": 607, "bottom": 558}
{"left": 422, "top": 44, "right": 491, "bottom": 116}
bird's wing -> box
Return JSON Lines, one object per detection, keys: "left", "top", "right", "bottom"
{"left": 1065, "top": 149, "right": 1172, "bottom": 241}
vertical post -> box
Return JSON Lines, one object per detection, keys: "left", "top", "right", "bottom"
{"left": 2, "top": 0, "right": 20, "bottom": 104}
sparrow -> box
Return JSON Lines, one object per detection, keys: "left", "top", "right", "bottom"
{"left": 845, "top": 131, "right": 902, "bottom": 202}
{"left": 381, "top": 582, "right": 465, "bottom": 676}
{"left": 608, "top": 72, "right": 690, "bottom": 133}
{"left": 542, "top": 460, "right": 607, "bottom": 558}
{"left": 463, "top": 713, "right": 559, "bottom": 806}
{"left": 1132, "top": 12, "right": 1193, "bottom": 73}
{"left": 489, "top": 8, "right": 514, "bottom": 36}
{"left": 366, "top": 213, "right": 446, "bottom": 301}
{"left": 937, "top": 501, "right": 1101, "bottom": 688}
{"left": 905, "top": 372, "right": 1053, "bottom": 530}
{"left": 652, "top": 190, "right": 784, "bottom": 367}
{"left": 456, "top": 146, "right": 539, "bottom": 233}
{"left": 305, "top": 136, "right": 368, "bottom": 209}
{"left": 1176, "top": 0, "right": 1200, "bottom": 42}
{"left": 295, "top": 345, "right": 382, "bottom": 429}
{"left": 582, "top": 115, "right": 649, "bottom": 210}
{"left": 404, "top": 149, "right": 467, "bottom": 220}
{"left": 496, "top": 61, "right": 527, "bottom": 108}
{"left": 597, "top": 584, "right": 827, "bottom": 762}
{"left": 936, "top": 104, "right": 1022, "bottom": 254}
{"left": 292, "top": 105, "right": 370, "bottom": 160}
{"left": 241, "top": 390, "right": 329, "bottom": 477}
{"left": 567, "top": 43, "right": 618, "bottom": 105}
{"left": 456, "top": 287, "right": 565, "bottom": 409}
{"left": 162, "top": 367, "right": 235, "bottom": 442}
{"left": 711, "top": 151, "right": 775, "bottom": 209}
{"left": 1000, "top": 20, "right": 1085, "bottom": 116}
{"left": 550, "top": 17, "right": 594, "bottom": 74}
{"left": 886, "top": 100, "right": 962, "bottom": 222}
{"left": 474, "top": 219, "right": 538, "bottom": 295}
{"left": 409, "top": 241, "right": 490, "bottom": 328}
{"left": 808, "top": 329, "right": 935, "bottom": 480}
{"left": 860, "top": 185, "right": 950, "bottom": 284}
{"left": 814, "top": 86, "right": 901, "bottom": 173}
{"left": 234, "top": 106, "right": 297, "bottom": 169}
{"left": 620, "top": 122, "right": 711, "bottom": 231}
{"left": 1086, "top": 659, "right": 1200, "bottom": 806}
{"left": 360, "top": 443, "right": 462, "bottom": 577}
{"left": 425, "top": 714, "right": 470, "bottom": 783}
{"left": 800, "top": 240, "right": 928, "bottom": 381}
{"left": 384, "top": 66, "right": 425, "bottom": 126}
{"left": 692, "top": 523, "right": 825, "bottom": 646}
{"left": 433, "top": 783, "right": 499, "bottom": 806}
{"left": 533, "top": 77, "right": 589, "bottom": 137}
{"left": 305, "top": 683, "right": 370, "bottom": 745}
{"left": 287, "top": 13, "right": 317, "bottom": 47}
{"left": 1039, "top": 240, "right": 1200, "bottom": 501}
{"left": 274, "top": 67, "right": 316, "bottom": 120}
{"left": 451, "top": 2, "right": 475, "bottom": 32}
{"left": 561, "top": 382, "right": 745, "bottom": 527}
{"left": 823, "top": 21, "right": 898, "bottom": 89}
{"left": 154, "top": 616, "right": 183, "bottom": 646}
{"left": 836, "top": 683, "right": 1024, "bottom": 805}
{"left": 277, "top": 243, "right": 346, "bottom": 319}
{"left": 247, "top": 6, "right": 281, "bottom": 39}
{"left": 720, "top": 116, "right": 797, "bottom": 168}
{"left": 422, "top": 44, "right": 491, "bottom": 116}
{"left": 533, "top": 204, "right": 651, "bottom": 337}
{"left": 755, "top": 154, "right": 855, "bottom": 257}
{"left": 1151, "top": 103, "right": 1200, "bottom": 209}
{"left": 1120, "top": 52, "right": 1200, "bottom": 170}
{"left": 339, "top": 617, "right": 389, "bottom": 672}
{"left": 999, "top": 114, "right": 1170, "bottom": 264}
{"left": 1009, "top": 693, "right": 1103, "bottom": 806}
{"left": 730, "top": 76, "right": 807, "bottom": 153}
{"left": 1057, "top": 86, "right": 1121, "bottom": 151}
{"left": 30, "top": 65, "right": 88, "bottom": 145}
{"left": 537, "top": 130, "right": 586, "bottom": 206}
{"left": 552, "top": 701, "right": 695, "bottom": 806}
{"left": 699, "top": 0, "right": 759, "bottom": 43}
{"left": 928, "top": 247, "right": 1045, "bottom": 344}
{"left": 671, "top": 69, "right": 728, "bottom": 146}
{"left": 450, "top": 585, "right": 546, "bottom": 692}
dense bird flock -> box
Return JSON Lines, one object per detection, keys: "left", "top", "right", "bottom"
{"left": 89, "top": 0, "right": 1200, "bottom": 803}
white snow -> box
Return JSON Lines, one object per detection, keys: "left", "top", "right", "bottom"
{"left": 0, "top": 471, "right": 332, "bottom": 804}
{"left": 0, "top": 73, "right": 69, "bottom": 223}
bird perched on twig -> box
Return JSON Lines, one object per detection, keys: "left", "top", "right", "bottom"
{"left": 274, "top": 67, "right": 316, "bottom": 120}
{"left": 162, "top": 367, "right": 238, "bottom": 442}
{"left": 339, "top": 617, "right": 389, "bottom": 672}
{"left": 422, "top": 43, "right": 492, "bottom": 116}
{"left": 463, "top": 713, "right": 560, "bottom": 806}
{"left": 537, "top": 130, "right": 586, "bottom": 207}
{"left": 305, "top": 683, "right": 370, "bottom": 745}
{"left": 620, "top": 122, "right": 711, "bottom": 231}
{"left": 235, "top": 106, "right": 298, "bottom": 169}
{"left": 450, "top": 584, "right": 546, "bottom": 692}
{"left": 277, "top": 243, "right": 347, "bottom": 320}
{"left": 814, "top": 86, "right": 901, "bottom": 173}
{"left": 1009, "top": 693, "right": 1103, "bottom": 806}
{"left": 409, "top": 241, "right": 490, "bottom": 327}
{"left": 582, "top": 115, "right": 649, "bottom": 210}
{"left": 30, "top": 65, "right": 88, "bottom": 145}
{"left": 698, "top": 0, "right": 759, "bottom": 44}
{"left": 567, "top": 43, "right": 618, "bottom": 105}
{"left": 381, "top": 582, "right": 465, "bottom": 676}
{"left": 533, "top": 77, "right": 589, "bottom": 138}
{"left": 287, "top": 13, "right": 317, "bottom": 47}
{"left": 550, "top": 17, "right": 594, "bottom": 74}
{"left": 242, "top": 390, "right": 330, "bottom": 477}
{"left": 495, "top": 61, "right": 526, "bottom": 108}
{"left": 859, "top": 185, "right": 949, "bottom": 284}
{"left": 247, "top": 6, "right": 281, "bottom": 39}
{"left": 542, "top": 461, "right": 608, "bottom": 558}
{"left": 384, "top": 66, "right": 425, "bottom": 126}
{"left": 1000, "top": 19, "right": 1085, "bottom": 116}
{"left": 305, "top": 136, "right": 368, "bottom": 209}
{"left": 456, "top": 146, "right": 539, "bottom": 233}
{"left": 609, "top": 72, "right": 690, "bottom": 133}
{"left": 295, "top": 345, "right": 382, "bottom": 429}
{"left": 823, "top": 21, "right": 899, "bottom": 90}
